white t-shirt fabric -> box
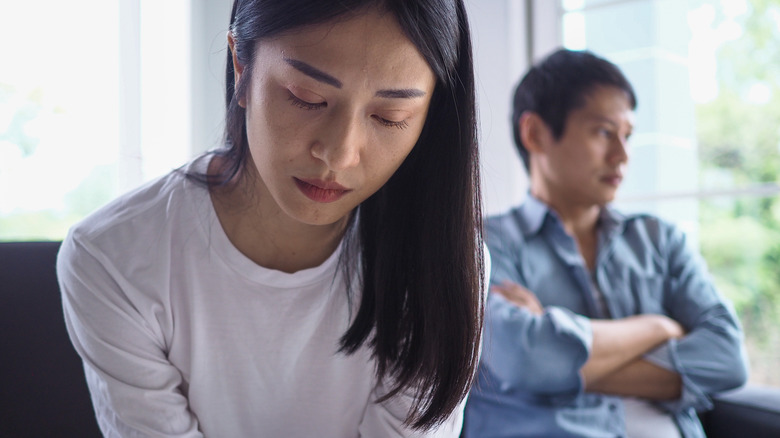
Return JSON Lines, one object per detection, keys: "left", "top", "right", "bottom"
{"left": 57, "top": 155, "right": 465, "bottom": 438}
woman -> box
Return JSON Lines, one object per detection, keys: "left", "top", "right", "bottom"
{"left": 57, "top": 0, "right": 485, "bottom": 436}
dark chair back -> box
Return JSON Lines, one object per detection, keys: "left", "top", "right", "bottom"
{"left": 700, "top": 385, "right": 780, "bottom": 438}
{"left": 0, "top": 241, "right": 101, "bottom": 437}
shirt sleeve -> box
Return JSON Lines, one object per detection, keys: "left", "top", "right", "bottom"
{"left": 58, "top": 232, "right": 202, "bottom": 438}
{"left": 645, "top": 222, "right": 749, "bottom": 413}
{"left": 481, "top": 221, "right": 593, "bottom": 398}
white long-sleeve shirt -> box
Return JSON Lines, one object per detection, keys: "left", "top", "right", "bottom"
{"left": 58, "top": 156, "right": 464, "bottom": 437}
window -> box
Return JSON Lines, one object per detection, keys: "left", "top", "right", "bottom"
{"left": 559, "top": 0, "right": 780, "bottom": 386}
{"left": 1, "top": 0, "right": 121, "bottom": 240}
{"left": 0, "top": 0, "right": 229, "bottom": 241}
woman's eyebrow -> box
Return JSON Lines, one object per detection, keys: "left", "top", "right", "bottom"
{"left": 376, "top": 89, "right": 426, "bottom": 99}
{"left": 284, "top": 58, "right": 426, "bottom": 99}
{"left": 284, "top": 58, "right": 342, "bottom": 88}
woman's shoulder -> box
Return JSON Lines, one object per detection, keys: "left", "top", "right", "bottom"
{"left": 66, "top": 157, "right": 212, "bottom": 259}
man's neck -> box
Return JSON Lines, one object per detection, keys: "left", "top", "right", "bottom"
{"left": 531, "top": 189, "right": 601, "bottom": 269}
{"left": 531, "top": 190, "right": 600, "bottom": 236}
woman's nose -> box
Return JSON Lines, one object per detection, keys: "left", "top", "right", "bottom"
{"left": 310, "top": 112, "right": 364, "bottom": 171}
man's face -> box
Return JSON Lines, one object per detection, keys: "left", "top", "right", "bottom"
{"left": 533, "top": 85, "right": 634, "bottom": 209}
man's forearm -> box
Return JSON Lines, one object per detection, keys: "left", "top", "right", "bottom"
{"left": 586, "top": 358, "right": 682, "bottom": 400}
{"left": 581, "top": 314, "right": 683, "bottom": 386}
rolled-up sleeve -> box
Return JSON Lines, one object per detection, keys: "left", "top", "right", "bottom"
{"left": 645, "top": 223, "right": 749, "bottom": 413}
{"left": 484, "top": 298, "right": 592, "bottom": 395}
{"left": 482, "top": 217, "right": 593, "bottom": 397}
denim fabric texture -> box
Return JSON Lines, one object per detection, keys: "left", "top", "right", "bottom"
{"left": 465, "top": 195, "right": 748, "bottom": 438}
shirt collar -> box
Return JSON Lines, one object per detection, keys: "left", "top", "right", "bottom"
{"left": 517, "top": 193, "right": 553, "bottom": 237}
{"left": 518, "top": 193, "right": 627, "bottom": 239}
{"left": 597, "top": 204, "right": 626, "bottom": 240}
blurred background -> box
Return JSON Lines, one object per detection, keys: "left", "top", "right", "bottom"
{"left": 1, "top": 0, "right": 778, "bottom": 386}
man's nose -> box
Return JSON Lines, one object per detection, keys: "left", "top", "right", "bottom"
{"left": 610, "top": 136, "right": 629, "bottom": 164}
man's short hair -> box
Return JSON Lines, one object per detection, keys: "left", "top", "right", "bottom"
{"left": 511, "top": 49, "right": 638, "bottom": 171}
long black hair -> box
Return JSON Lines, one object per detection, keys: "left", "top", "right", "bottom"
{"left": 191, "top": 0, "right": 484, "bottom": 429}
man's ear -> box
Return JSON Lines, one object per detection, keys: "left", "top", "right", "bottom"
{"left": 227, "top": 32, "right": 247, "bottom": 108}
{"left": 519, "top": 111, "right": 551, "bottom": 156}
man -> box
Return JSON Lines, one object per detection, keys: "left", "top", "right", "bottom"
{"left": 465, "top": 49, "right": 748, "bottom": 437}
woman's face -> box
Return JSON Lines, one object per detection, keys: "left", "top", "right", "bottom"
{"left": 230, "top": 8, "right": 436, "bottom": 228}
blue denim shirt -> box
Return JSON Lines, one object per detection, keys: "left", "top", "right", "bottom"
{"left": 465, "top": 196, "right": 749, "bottom": 438}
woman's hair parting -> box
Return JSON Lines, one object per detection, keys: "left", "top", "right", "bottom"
{"left": 191, "top": 0, "right": 484, "bottom": 429}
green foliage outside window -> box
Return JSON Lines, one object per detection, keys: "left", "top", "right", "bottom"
{"left": 0, "top": 81, "right": 117, "bottom": 240}
{"left": 695, "top": 0, "right": 780, "bottom": 386}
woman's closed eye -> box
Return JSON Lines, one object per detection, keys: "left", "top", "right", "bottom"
{"left": 287, "top": 85, "right": 326, "bottom": 110}
{"left": 373, "top": 115, "right": 409, "bottom": 130}
{"left": 288, "top": 92, "right": 326, "bottom": 110}
{"left": 287, "top": 85, "right": 413, "bottom": 130}
{"left": 373, "top": 109, "right": 413, "bottom": 130}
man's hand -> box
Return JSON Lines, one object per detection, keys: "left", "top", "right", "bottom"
{"left": 583, "top": 314, "right": 686, "bottom": 387}
{"left": 586, "top": 358, "right": 683, "bottom": 400}
{"left": 491, "top": 280, "right": 687, "bottom": 399}
{"left": 656, "top": 313, "right": 686, "bottom": 340}
{"left": 492, "top": 281, "right": 544, "bottom": 315}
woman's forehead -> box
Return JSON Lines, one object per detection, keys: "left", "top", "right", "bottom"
{"left": 256, "top": 9, "right": 435, "bottom": 91}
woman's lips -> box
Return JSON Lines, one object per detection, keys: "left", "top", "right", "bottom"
{"left": 294, "top": 177, "right": 351, "bottom": 203}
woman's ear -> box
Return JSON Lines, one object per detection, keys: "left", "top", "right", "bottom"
{"left": 227, "top": 32, "right": 247, "bottom": 108}
{"left": 519, "top": 111, "right": 551, "bottom": 157}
